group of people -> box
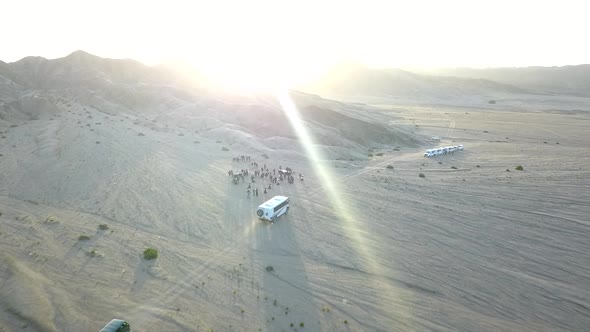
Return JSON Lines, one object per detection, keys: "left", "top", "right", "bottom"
{"left": 227, "top": 156, "right": 304, "bottom": 198}
{"left": 233, "top": 155, "right": 252, "bottom": 162}
{"left": 246, "top": 183, "right": 259, "bottom": 197}
{"left": 228, "top": 169, "right": 249, "bottom": 183}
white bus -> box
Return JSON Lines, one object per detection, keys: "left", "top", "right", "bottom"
{"left": 424, "top": 149, "right": 435, "bottom": 157}
{"left": 256, "top": 196, "right": 290, "bottom": 222}
{"left": 423, "top": 144, "right": 464, "bottom": 157}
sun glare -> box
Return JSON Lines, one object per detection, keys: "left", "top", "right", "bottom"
{"left": 196, "top": 57, "right": 323, "bottom": 94}
{"left": 276, "top": 90, "right": 413, "bottom": 324}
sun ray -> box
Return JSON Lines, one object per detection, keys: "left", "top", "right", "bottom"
{"left": 276, "top": 89, "right": 414, "bottom": 325}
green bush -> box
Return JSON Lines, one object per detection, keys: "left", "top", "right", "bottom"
{"left": 450, "top": 166, "right": 457, "bottom": 169}
{"left": 144, "top": 248, "right": 159, "bottom": 260}
{"left": 98, "top": 224, "right": 109, "bottom": 230}
{"left": 300, "top": 322, "right": 304, "bottom": 327}
{"left": 376, "top": 152, "right": 384, "bottom": 156}
{"left": 368, "top": 153, "right": 374, "bottom": 157}
{"left": 418, "top": 173, "right": 425, "bottom": 178}
{"left": 515, "top": 165, "right": 524, "bottom": 171}
{"left": 386, "top": 165, "right": 393, "bottom": 169}
{"left": 78, "top": 235, "right": 91, "bottom": 241}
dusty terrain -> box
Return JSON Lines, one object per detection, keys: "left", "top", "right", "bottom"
{"left": 1, "top": 53, "right": 590, "bottom": 331}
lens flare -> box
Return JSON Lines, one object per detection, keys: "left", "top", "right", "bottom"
{"left": 276, "top": 90, "right": 413, "bottom": 325}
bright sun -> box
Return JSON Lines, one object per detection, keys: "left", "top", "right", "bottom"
{"left": 200, "top": 60, "right": 288, "bottom": 93}
{"left": 194, "top": 53, "right": 325, "bottom": 93}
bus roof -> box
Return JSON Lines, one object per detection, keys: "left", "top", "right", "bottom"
{"left": 100, "top": 319, "right": 129, "bottom": 332}
{"left": 259, "top": 196, "right": 289, "bottom": 209}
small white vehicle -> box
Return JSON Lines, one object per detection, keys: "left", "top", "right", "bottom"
{"left": 256, "top": 195, "right": 290, "bottom": 222}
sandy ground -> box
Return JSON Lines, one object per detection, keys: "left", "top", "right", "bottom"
{"left": 0, "top": 95, "right": 589, "bottom": 332}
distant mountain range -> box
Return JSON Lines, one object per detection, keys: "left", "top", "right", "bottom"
{"left": 1, "top": 50, "right": 588, "bottom": 103}
{"left": 301, "top": 63, "right": 590, "bottom": 99}
{"left": 422, "top": 65, "right": 590, "bottom": 97}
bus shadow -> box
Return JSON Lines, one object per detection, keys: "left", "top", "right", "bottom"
{"left": 246, "top": 191, "right": 321, "bottom": 331}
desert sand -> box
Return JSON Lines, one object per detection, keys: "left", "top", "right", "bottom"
{"left": 1, "top": 54, "right": 590, "bottom": 331}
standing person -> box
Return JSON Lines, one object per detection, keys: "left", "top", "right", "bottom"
{"left": 255, "top": 188, "right": 259, "bottom": 196}
{"left": 264, "top": 188, "right": 267, "bottom": 194}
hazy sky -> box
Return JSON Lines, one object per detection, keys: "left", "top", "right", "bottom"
{"left": 2, "top": 0, "right": 589, "bottom": 89}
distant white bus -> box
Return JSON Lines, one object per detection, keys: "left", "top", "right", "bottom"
{"left": 256, "top": 196, "right": 290, "bottom": 222}
{"left": 423, "top": 145, "right": 464, "bottom": 157}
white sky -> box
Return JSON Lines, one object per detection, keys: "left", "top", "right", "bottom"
{"left": 2, "top": 0, "right": 589, "bottom": 89}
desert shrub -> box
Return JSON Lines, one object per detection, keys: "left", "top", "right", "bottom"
{"left": 344, "top": 320, "right": 348, "bottom": 324}
{"left": 300, "top": 322, "right": 304, "bottom": 327}
{"left": 216, "top": 140, "right": 222, "bottom": 143}
{"left": 488, "top": 100, "right": 496, "bottom": 104}
{"left": 221, "top": 147, "right": 229, "bottom": 151}
{"left": 290, "top": 323, "right": 294, "bottom": 327}
{"left": 368, "top": 153, "right": 374, "bottom": 157}
{"left": 266, "top": 265, "right": 274, "bottom": 272}
{"left": 87, "top": 249, "right": 97, "bottom": 257}
{"left": 261, "top": 153, "right": 269, "bottom": 159}
{"left": 78, "top": 235, "right": 91, "bottom": 241}
{"left": 506, "top": 169, "right": 511, "bottom": 172}
{"left": 418, "top": 173, "right": 425, "bottom": 178}
{"left": 137, "top": 132, "right": 145, "bottom": 136}
{"left": 515, "top": 165, "right": 524, "bottom": 171}
{"left": 450, "top": 166, "right": 457, "bottom": 169}
{"left": 143, "top": 248, "right": 158, "bottom": 260}
{"left": 44, "top": 216, "right": 58, "bottom": 224}
{"left": 476, "top": 165, "right": 480, "bottom": 168}
{"left": 483, "top": 130, "right": 489, "bottom": 133}
{"left": 376, "top": 152, "right": 384, "bottom": 156}
{"left": 438, "top": 161, "right": 442, "bottom": 164}
{"left": 178, "top": 133, "right": 184, "bottom": 136}
{"left": 386, "top": 165, "right": 393, "bottom": 169}
{"left": 98, "top": 224, "right": 109, "bottom": 230}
